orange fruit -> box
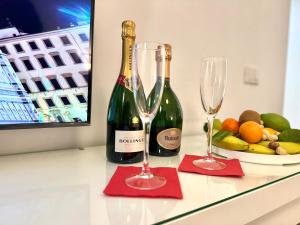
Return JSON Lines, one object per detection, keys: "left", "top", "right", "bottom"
{"left": 221, "top": 118, "right": 239, "bottom": 133}
{"left": 239, "top": 121, "right": 263, "bottom": 143}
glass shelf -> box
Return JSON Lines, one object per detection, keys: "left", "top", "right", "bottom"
{"left": 0, "top": 135, "right": 299, "bottom": 225}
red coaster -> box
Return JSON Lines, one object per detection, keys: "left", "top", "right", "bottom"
{"left": 178, "top": 154, "right": 244, "bottom": 177}
{"left": 103, "top": 166, "right": 183, "bottom": 199}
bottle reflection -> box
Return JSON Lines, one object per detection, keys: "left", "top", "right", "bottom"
{"left": 105, "top": 160, "right": 143, "bottom": 225}
{"left": 105, "top": 198, "right": 143, "bottom": 225}
{"left": 149, "top": 154, "right": 181, "bottom": 168}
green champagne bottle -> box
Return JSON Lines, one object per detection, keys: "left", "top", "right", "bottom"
{"left": 106, "top": 21, "right": 144, "bottom": 163}
{"left": 149, "top": 44, "right": 183, "bottom": 156}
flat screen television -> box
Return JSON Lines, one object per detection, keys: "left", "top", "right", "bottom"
{"left": 0, "top": 0, "right": 94, "bottom": 129}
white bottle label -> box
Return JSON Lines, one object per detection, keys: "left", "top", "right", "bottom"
{"left": 115, "top": 130, "right": 144, "bottom": 153}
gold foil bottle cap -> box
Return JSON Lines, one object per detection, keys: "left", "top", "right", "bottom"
{"left": 164, "top": 44, "right": 172, "bottom": 61}
{"left": 156, "top": 44, "right": 172, "bottom": 61}
{"left": 122, "top": 20, "right": 136, "bottom": 38}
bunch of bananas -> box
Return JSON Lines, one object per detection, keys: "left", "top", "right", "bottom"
{"left": 212, "top": 130, "right": 300, "bottom": 155}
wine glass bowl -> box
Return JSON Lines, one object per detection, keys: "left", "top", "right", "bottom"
{"left": 200, "top": 57, "right": 227, "bottom": 115}
{"left": 125, "top": 42, "right": 167, "bottom": 190}
{"left": 193, "top": 57, "right": 228, "bottom": 170}
{"left": 131, "top": 43, "right": 165, "bottom": 120}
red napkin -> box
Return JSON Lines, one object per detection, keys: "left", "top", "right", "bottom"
{"left": 178, "top": 154, "right": 244, "bottom": 177}
{"left": 103, "top": 166, "right": 183, "bottom": 199}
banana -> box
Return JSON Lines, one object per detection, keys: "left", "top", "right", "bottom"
{"left": 256, "top": 141, "right": 300, "bottom": 155}
{"left": 277, "top": 142, "right": 300, "bottom": 155}
{"left": 213, "top": 136, "right": 249, "bottom": 151}
{"left": 246, "top": 144, "right": 275, "bottom": 155}
{"left": 257, "top": 141, "right": 271, "bottom": 148}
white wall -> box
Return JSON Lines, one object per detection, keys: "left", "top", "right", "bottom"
{"left": 283, "top": 0, "right": 300, "bottom": 128}
{"left": 0, "top": 0, "right": 290, "bottom": 154}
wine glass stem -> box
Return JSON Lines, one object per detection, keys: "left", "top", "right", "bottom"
{"left": 142, "top": 121, "right": 151, "bottom": 176}
{"left": 207, "top": 114, "right": 216, "bottom": 160}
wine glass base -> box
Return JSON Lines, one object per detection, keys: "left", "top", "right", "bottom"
{"left": 125, "top": 173, "right": 167, "bottom": 190}
{"left": 193, "top": 158, "right": 226, "bottom": 170}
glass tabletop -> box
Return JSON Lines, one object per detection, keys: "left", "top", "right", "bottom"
{"left": 0, "top": 135, "right": 299, "bottom": 225}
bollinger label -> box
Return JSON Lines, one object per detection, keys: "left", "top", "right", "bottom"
{"left": 157, "top": 128, "right": 182, "bottom": 150}
{"left": 115, "top": 130, "right": 144, "bottom": 153}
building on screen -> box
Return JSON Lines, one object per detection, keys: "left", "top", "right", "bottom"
{"left": 0, "top": 52, "right": 39, "bottom": 124}
{"left": 0, "top": 24, "right": 90, "bottom": 123}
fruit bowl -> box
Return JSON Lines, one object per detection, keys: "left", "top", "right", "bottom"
{"left": 213, "top": 146, "right": 300, "bottom": 165}
{"left": 208, "top": 110, "right": 300, "bottom": 165}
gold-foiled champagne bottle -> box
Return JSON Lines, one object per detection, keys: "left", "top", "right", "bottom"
{"left": 148, "top": 44, "right": 183, "bottom": 156}
{"left": 106, "top": 21, "right": 144, "bottom": 163}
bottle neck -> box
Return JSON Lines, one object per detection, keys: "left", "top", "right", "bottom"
{"left": 164, "top": 77, "right": 170, "bottom": 88}
{"left": 165, "top": 60, "right": 170, "bottom": 79}
{"left": 120, "top": 37, "right": 135, "bottom": 77}
{"left": 156, "top": 60, "right": 171, "bottom": 81}
{"left": 157, "top": 60, "right": 171, "bottom": 87}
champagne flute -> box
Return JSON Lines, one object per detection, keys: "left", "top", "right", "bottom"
{"left": 193, "top": 57, "right": 227, "bottom": 170}
{"left": 125, "top": 42, "right": 167, "bottom": 190}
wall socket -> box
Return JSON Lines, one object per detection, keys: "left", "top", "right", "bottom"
{"left": 243, "top": 66, "right": 259, "bottom": 85}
